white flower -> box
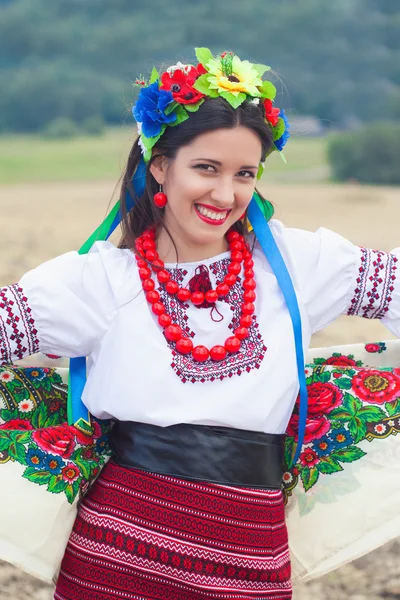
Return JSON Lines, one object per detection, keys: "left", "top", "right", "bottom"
{"left": 18, "top": 399, "right": 34, "bottom": 413}
{"left": 282, "top": 471, "right": 293, "bottom": 484}
{"left": 388, "top": 420, "right": 395, "bottom": 427}
{"left": 136, "top": 122, "right": 146, "bottom": 155}
{"left": 374, "top": 423, "right": 387, "bottom": 434}
{"left": 249, "top": 98, "right": 260, "bottom": 105}
{"left": 167, "top": 61, "right": 192, "bottom": 76}
{"left": 0, "top": 370, "right": 15, "bottom": 382}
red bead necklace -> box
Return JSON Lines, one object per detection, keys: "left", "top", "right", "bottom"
{"left": 135, "top": 228, "right": 257, "bottom": 363}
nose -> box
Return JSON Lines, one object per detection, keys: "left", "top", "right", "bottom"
{"left": 209, "top": 176, "right": 235, "bottom": 208}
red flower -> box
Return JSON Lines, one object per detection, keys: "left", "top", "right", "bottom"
{"left": 299, "top": 448, "right": 320, "bottom": 468}
{"left": 306, "top": 382, "right": 343, "bottom": 416}
{"left": 352, "top": 369, "right": 400, "bottom": 404}
{"left": 325, "top": 355, "right": 357, "bottom": 367}
{"left": 287, "top": 414, "right": 330, "bottom": 443}
{"left": 0, "top": 419, "right": 33, "bottom": 431}
{"left": 74, "top": 428, "right": 94, "bottom": 446}
{"left": 61, "top": 463, "right": 80, "bottom": 483}
{"left": 160, "top": 64, "right": 205, "bottom": 104}
{"left": 263, "top": 99, "right": 280, "bottom": 126}
{"left": 33, "top": 425, "right": 76, "bottom": 458}
{"left": 365, "top": 343, "right": 381, "bottom": 353}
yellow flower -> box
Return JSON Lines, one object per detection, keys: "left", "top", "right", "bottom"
{"left": 207, "top": 55, "right": 263, "bottom": 97}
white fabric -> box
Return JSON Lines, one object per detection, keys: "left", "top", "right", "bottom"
{"left": 13, "top": 220, "right": 400, "bottom": 433}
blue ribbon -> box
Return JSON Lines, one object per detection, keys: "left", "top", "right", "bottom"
{"left": 248, "top": 195, "right": 307, "bottom": 465}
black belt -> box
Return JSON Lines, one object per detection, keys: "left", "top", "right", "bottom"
{"left": 109, "top": 421, "right": 286, "bottom": 489}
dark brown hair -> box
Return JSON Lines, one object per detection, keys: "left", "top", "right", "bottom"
{"left": 119, "top": 96, "right": 274, "bottom": 252}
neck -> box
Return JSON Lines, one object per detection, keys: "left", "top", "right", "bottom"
{"left": 156, "top": 227, "right": 229, "bottom": 264}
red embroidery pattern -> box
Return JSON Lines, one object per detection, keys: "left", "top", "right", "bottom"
{"left": 0, "top": 285, "right": 39, "bottom": 364}
{"left": 54, "top": 460, "right": 292, "bottom": 599}
{"left": 161, "top": 259, "right": 267, "bottom": 384}
{"left": 347, "top": 248, "right": 398, "bottom": 319}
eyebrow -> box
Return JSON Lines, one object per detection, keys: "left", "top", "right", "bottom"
{"left": 193, "top": 158, "right": 258, "bottom": 169}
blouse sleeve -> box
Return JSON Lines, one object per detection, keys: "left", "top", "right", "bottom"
{"left": 268, "top": 220, "right": 399, "bottom": 334}
{"left": 0, "top": 242, "right": 136, "bottom": 364}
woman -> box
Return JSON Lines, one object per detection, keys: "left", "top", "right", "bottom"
{"left": 1, "top": 48, "right": 400, "bottom": 599}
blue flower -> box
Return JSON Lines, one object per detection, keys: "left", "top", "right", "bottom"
{"left": 330, "top": 427, "right": 353, "bottom": 450}
{"left": 312, "top": 435, "right": 335, "bottom": 457}
{"left": 132, "top": 82, "right": 176, "bottom": 138}
{"left": 274, "top": 109, "right": 290, "bottom": 151}
{"left": 24, "top": 368, "right": 45, "bottom": 381}
{"left": 26, "top": 447, "right": 46, "bottom": 469}
{"left": 95, "top": 434, "right": 109, "bottom": 453}
{"left": 44, "top": 454, "right": 63, "bottom": 475}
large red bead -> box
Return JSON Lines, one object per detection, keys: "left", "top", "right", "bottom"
{"left": 240, "top": 314, "right": 253, "bottom": 327}
{"left": 244, "top": 258, "right": 254, "bottom": 268}
{"left": 205, "top": 290, "right": 218, "bottom": 303}
{"left": 146, "top": 290, "right": 160, "bottom": 304}
{"left": 165, "top": 324, "right": 182, "bottom": 341}
{"left": 228, "top": 262, "right": 241, "bottom": 275}
{"left": 165, "top": 281, "right": 179, "bottom": 295}
{"left": 136, "top": 258, "right": 147, "bottom": 269}
{"left": 191, "top": 291, "right": 205, "bottom": 305}
{"left": 152, "top": 259, "right": 164, "bottom": 271}
{"left": 243, "top": 278, "right": 256, "bottom": 291}
{"left": 142, "top": 239, "right": 155, "bottom": 251}
{"left": 234, "top": 326, "right": 249, "bottom": 340}
{"left": 225, "top": 336, "right": 241, "bottom": 354}
{"left": 226, "top": 230, "right": 240, "bottom": 242}
{"left": 210, "top": 345, "right": 227, "bottom": 361}
{"left": 142, "top": 278, "right": 155, "bottom": 292}
{"left": 230, "top": 241, "right": 243, "bottom": 252}
{"left": 176, "top": 338, "right": 194, "bottom": 354}
{"left": 158, "top": 313, "right": 172, "bottom": 327}
{"left": 139, "top": 267, "right": 151, "bottom": 280}
{"left": 152, "top": 302, "right": 166, "bottom": 315}
{"left": 244, "top": 268, "right": 254, "bottom": 279}
{"left": 243, "top": 289, "right": 256, "bottom": 302}
{"left": 153, "top": 192, "right": 168, "bottom": 208}
{"left": 192, "top": 345, "right": 210, "bottom": 362}
{"left": 224, "top": 274, "right": 237, "bottom": 286}
{"left": 231, "top": 251, "right": 243, "bottom": 263}
{"left": 157, "top": 270, "right": 171, "bottom": 284}
{"left": 177, "top": 288, "right": 191, "bottom": 302}
{"left": 242, "top": 302, "right": 255, "bottom": 315}
{"left": 216, "top": 283, "right": 229, "bottom": 297}
{"left": 145, "top": 250, "right": 157, "bottom": 262}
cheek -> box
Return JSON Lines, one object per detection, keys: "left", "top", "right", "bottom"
{"left": 168, "top": 171, "right": 212, "bottom": 206}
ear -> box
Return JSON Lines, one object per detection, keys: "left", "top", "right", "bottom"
{"left": 149, "top": 154, "right": 168, "bottom": 186}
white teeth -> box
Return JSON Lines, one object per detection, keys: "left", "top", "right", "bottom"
{"left": 196, "top": 205, "right": 228, "bottom": 221}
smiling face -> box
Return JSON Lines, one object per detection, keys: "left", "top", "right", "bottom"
{"left": 150, "top": 126, "right": 262, "bottom": 263}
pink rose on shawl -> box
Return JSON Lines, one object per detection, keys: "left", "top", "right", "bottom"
{"left": 352, "top": 369, "right": 400, "bottom": 404}
{"left": 286, "top": 414, "right": 330, "bottom": 443}
{"left": 32, "top": 425, "right": 76, "bottom": 458}
{"left": 0, "top": 419, "right": 34, "bottom": 431}
{"left": 365, "top": 343, "right": 381, "bottom": 354}
{"left": 306, "top": 382, "right": 343, "bottom": 416}
{"left": 325, "top": 355, "right": 357, "bottom": 367}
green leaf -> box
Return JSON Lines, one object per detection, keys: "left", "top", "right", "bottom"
{"left": 328, "top": 408, "right": 352, "bottom": 422}
{"left": 23, "top": 467, "right": 52, "bottom": 485}
{"left": 13, "top": 388, "right": 29, "bottom": 402}
{"left": 193, "top": 74, "right": 216, "bottom": 96}
{"left": 37, "top": 402, "right": 50, "bottom": 428}
{"left": 311, "top": 358, "right": 326, "bottom": 365}
{"left": 343, "top": 393, "right": 362, "bottom": 416}
{"left": 184, "top": 99, "right": 204, "bottom": 112}
{"left": 48, "top": 476, "right": 68, "bottom": 494}
{"left": 348, "top": 417, "right": 367, "bottom": 444}
{"left": 0, "top": 437, "right": 10, "bottom": 452}
{"left": 169, "top": 104, "right": 189, "bottom": 127}
{"left": 284, "top": 436, "right": 294, "bottom": 469}
{"left": 164, "top": 100, "right": 178, "bottom": 116}
{"left": 15, "top": 432, "right": 32, "bottom": 444}
{"left": 335, "top": 377, "right": 353, "bottom": 390}
{"left": 259, "top": 80, "right": 276, "bottom": 100}
{"left": 273, "top": 117, "right": 285, "bottom": 141}
{"left": 219, "top": 91, "right": 246, "bottom": 109}
{"left": 317, "top": 456, "right": 343, "bottom": 474}
{"left": 195, "top": 47, "right": 213, "bottom": 68}
{"left": 357, "top": 405, "right": 386, "bottom": 423}
{"left": 332, "top": 446, "right": 367, "bottom": 463}
{"left": 149, "top": 67, "right": 159, "bottom": 85}
{"left": 65, "top": 483, "right": 77, "bottom": 504}
{"left": 8, "top": 441, "right": 26, "bottom": 464}
{"left": 252, "top": 63, "right": 271, "bottom": 77}
{"left": 385, "top": 400, "right": 400, "bottom": 417}
{"left": 74, "top": 458, "right": 91, "bottom": 480}
{"left": 300, "top": 466, "right": 319, "bottom": 492}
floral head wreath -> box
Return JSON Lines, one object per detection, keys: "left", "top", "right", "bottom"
{"left": 132, "top": 47, "right": 290, "bottom": 179}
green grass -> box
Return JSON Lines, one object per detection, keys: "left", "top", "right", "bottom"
{"left": 0, "top": 128, "right": 329, "bottom": 184}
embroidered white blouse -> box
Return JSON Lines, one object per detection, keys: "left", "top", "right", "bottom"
{"left": 1, "top": 220, "right": 399, "bottom": 434}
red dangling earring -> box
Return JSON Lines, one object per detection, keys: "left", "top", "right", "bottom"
{"left": 153, "top": 185, "right": 168, "bottom": 208}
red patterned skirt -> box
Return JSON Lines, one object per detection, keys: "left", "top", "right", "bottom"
{"left": 54, "top": 459, "right": 292, "bottom": 599}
